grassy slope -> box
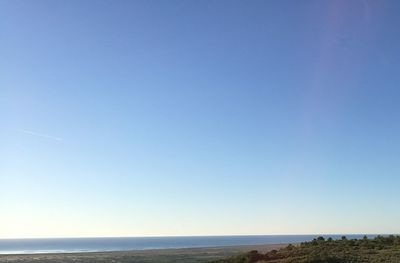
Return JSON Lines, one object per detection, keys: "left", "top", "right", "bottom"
{"left": 210, "top": 235, "right": 400, "bottom": 263}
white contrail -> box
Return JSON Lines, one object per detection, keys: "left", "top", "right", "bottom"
{"left": 17, "top": 129, "right": 63, "bottom": 141}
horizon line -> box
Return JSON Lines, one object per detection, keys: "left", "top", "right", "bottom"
{"left": 0, "top": 233, "right": 394, "bottom": 240}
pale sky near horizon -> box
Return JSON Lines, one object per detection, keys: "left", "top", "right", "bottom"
{"left": 1, "top": 0, "right": 400, "bottom": 238}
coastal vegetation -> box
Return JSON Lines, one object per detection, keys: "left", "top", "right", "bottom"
{"left": 210, "top": 235, "right": 400, "bottom": 263}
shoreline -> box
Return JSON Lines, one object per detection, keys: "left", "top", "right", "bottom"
{"left": 0, "top": 243, "right": 288, "bottom": 262}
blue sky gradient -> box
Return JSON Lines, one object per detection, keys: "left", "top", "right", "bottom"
{"left": 1, "top": 0, "right": 400, "bottom": 238}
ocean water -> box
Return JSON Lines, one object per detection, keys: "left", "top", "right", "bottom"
{"left": 0, "top": 235, "right": 377, "bottom": 254}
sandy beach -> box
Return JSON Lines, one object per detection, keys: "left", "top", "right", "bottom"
{"left": 0, "top": 244, "right": 287, "bottom": 263}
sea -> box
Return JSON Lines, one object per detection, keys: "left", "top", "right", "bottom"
{"left": 0, "top": 235, "right": 377, "bottom": 254}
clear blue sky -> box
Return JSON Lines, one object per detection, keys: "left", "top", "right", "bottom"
{"left": 1, "top": 0, "right": 400, "bottom": 238}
